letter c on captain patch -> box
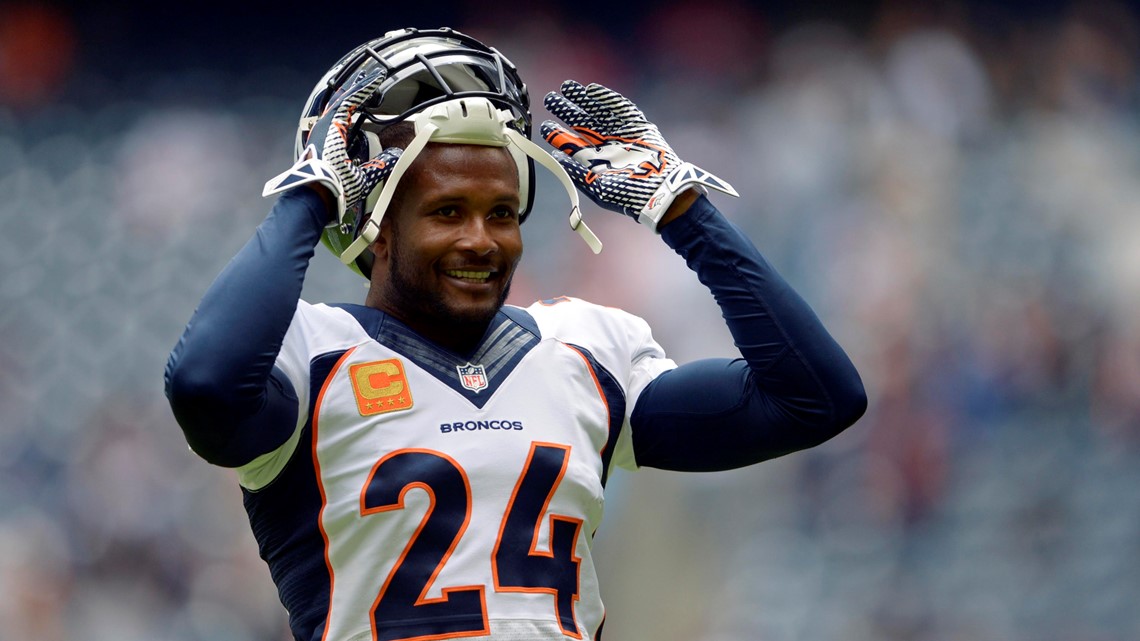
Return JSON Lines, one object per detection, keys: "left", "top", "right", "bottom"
{"left": 350, "top": 359, "right": 414, "bottom": 416}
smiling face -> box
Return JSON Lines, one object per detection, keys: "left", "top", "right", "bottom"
{"left": 365, "top": 142, "right": 523, "bottom": 353}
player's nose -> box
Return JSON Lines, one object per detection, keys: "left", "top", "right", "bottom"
{"left": 454, "top": 215, "right": 499, "bottom": 256}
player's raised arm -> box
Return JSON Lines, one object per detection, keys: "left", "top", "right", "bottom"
{"left": 543, "top": 80, "right": 867, "bottom": 471}
{"left": 163, "top": 72, "right": 401, "bottom": 467}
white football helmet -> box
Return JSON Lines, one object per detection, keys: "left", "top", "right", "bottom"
{"left": 286, "top": 27, "right": 599, "bottom": 278}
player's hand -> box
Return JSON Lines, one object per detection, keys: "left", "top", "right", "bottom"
{"left": 540, "top": 80, "right": 738, "bottom": 231}
{"left": 263, "top": 68, "right": 402, "bottom": 223}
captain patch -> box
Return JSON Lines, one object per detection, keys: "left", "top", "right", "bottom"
{"left": 350, "top": 359, "right": 414, "bottom": 416}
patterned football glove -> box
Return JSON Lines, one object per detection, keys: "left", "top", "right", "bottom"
{"left": 263, "top": 67, "right": 401, "bottom": 223}
{"left": 541, "top": 80, "right": 738, "bottom": 231}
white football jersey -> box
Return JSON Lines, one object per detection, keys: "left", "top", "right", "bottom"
{"left": 236, "top": 296, "right": 676, "bottom": 641}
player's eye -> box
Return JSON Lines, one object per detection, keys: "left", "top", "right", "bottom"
{"left": 489, "top": 206, "right": 517, "bottom": 220}
{"left": 435, "top": 206, "right": 459, "bottom": 217}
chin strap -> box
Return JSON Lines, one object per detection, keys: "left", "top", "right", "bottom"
{"left": 504, "top": 128, "right": 602, "bottom": 254}
{"left": 338, "top": 122, "right": 436, "bottom": 265}
{"left": 337, "top": 98, "right": 603, "bottom": 267}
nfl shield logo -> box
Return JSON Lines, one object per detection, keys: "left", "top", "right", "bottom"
{"left": 456, "top": 363, "right": 488, "bottom": 393}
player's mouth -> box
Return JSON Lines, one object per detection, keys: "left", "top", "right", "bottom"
{"left": 443, "top": 268, "right": 494, "bottom": 284}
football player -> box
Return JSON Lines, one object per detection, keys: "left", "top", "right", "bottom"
{"left": 164, "top": 27, "right": 866, "bottom": 641}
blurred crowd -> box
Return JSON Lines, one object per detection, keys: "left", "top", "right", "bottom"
{"left": 1, "top": 1, "right": 1138, "bottom": 640}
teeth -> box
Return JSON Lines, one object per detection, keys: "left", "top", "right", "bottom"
{"left": 445, "top": 270, "right": 491, "bottom": 281}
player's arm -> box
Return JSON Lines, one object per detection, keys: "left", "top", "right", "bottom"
{"left": 543, "top": 81, "right": 866, "bottom": 471}
{"left": 632, "top": 194, "right": 866, "bottom": 470}
{"left": 165, "top": 71, "right": 399, "bottom": 467}
{"left": 163, "top": 187, "right": 327, "bottom": 466}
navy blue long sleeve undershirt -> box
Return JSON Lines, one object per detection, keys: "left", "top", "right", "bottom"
{"left": 631, "top": 195, "right": 866, "bottom": 471}
{"left": 164, "top": 188, "right": 865, "bottom": 470}
{"left": 165, "top": 188, "right": 327, "bottom": 466}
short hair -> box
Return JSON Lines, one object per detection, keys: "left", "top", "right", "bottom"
{"left": 377, "top": 121, "right": 416, "bottom": 151}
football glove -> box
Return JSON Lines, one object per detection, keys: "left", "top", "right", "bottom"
{"left": 541, "top": 80, "right": 738, "bottom": 231}
{"left": 263, "top": 67, "right": 401, "bottom": 222}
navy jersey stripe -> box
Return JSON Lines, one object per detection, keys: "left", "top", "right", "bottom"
{"left": 499, "top": 304, "right": 540, "bottom": 337}
{"left": 241, "top": 348, "right": 347, "bottom": 641}
{"left": 565, "top": 344, "right": 625, "bottom": 488}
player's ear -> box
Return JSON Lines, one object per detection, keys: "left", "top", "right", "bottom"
{"left": 369, "top": 215, "right": 394, "bottom": 262}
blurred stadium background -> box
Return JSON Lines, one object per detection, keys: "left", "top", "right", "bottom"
{"left": 2, "top": 1, "right": 1139, "bottom": 639}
